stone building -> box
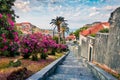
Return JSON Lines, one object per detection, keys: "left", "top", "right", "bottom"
{"left": 79, "top": 7, "right": 120, "bottom": 73}
{"left": 79, "top": 22, "right": 110, "bottom": 61}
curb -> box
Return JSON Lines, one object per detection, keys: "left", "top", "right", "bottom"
{"left": 26, "top": 51, "right": 69, "bottom": 80}
{"left": 87, "top": 62, "right": 117, "bottom": 80}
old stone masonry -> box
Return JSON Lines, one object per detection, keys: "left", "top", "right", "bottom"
{"left": 46, "top": 51, "right": 98, "bottom": 80}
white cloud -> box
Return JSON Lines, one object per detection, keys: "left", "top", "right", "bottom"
{"left": 31, "top": 6, "right": 42, "bottom": 11}
{"left": 14, "top": 0, "right": 30, "bottom": 12}
{"left": 104, "top": 5, "right": 118, "bottom": 11}
{"left": 89, "top": 6, "right": 118, "bottom": 12}
{"left": 89, "top": 12, "right": 100, "bottom": 17}
{"left": 90, "top": 7, "right": 99, "bottom": 11}
{"left": 48, "top": 5, "right": 62, "bottom": 12}
{"left": 73, "top": 11, "right": 81, "bottom": 17}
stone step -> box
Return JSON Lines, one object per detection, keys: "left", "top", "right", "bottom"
{"left": 46, "top": 52, "right": 98, "bottom": 80}
{"left": 47, "top": 74, "right": 97, "bottom": 80}
{"left": 61, "top": 61, "right": 85, "bottom": 66}
{"left": 62, "top": 62, "right": 82, "bottom": 66}
{"left": 64, "top": 58, "right": 78, "bottom": 61}
{"left": 63, "top": 59, "right": 83, "bottom": 62}
{"left": 55, "top": 65, "right": 91, "bottom": 75}
{"left": 47, "top": 74, "right": 80, "bottom": 80}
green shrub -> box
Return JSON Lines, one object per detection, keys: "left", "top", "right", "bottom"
{"left": 22, "top": 53, "right": 31, "bottom": 59}
{"left": 41, "top": 53, "right": 47, "bottom": 60}
{"left": 3, "top": 51, "right": 9, "bottom": 56}
{"left": 53, "top": 36, "right": 58, "bottom": 43}
{"left": 73, "top": 41, "right": 77, "bottom": 44}
{"left": 7, "top": 67, "right": 28, "bottom": 80}
{"left": 9, "top": 59, "right": 21, "bottom": 67}
{"left": 51, "top": 49, "right": 56, "bottom": 55}
{"left": 90, "top": 34, "right": 96, "bottom": 37}
{"left": 73, "top": 26, "right": 89, "bottom": 38}
{"left": 99, "top": 28, "right": 109, "bottom": 33}
{"left": 31, "top": 54, "right": 38, "bottom": 61}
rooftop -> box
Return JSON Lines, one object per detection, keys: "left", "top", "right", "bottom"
{"left": 80, "top": 22, "right": 110, "bottom": 36}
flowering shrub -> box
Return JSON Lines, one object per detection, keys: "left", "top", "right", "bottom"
{"left": 61, "top": 44, "right": 68, "bottom": 52}
{"left": 20, "top": 33, "right": 42, "bottom": 59}
{"left": 20, "top": 33, "right": 54, "bottom": 59}
{"left": 20, "top": 32, "right": 68, "bottom": 60}
{"left": 0, "top": 13, "right": 20, "bottom": 57}
{"left": 56, "top": 44, "right": 68, "bottom": 52}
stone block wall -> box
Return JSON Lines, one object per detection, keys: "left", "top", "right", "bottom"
{"left": 106, "top": 7, "right": 120, "bottom": 73}
{"left": 93, "top": 7, "right": 120, "bottom": 73}
{"left": 93, "top": 33, "right": 109, "bottom": 65}
{"left": 80, "top": 36, "right": 95, "bottom": 60}
{"left": 106, "top": 27, "right": 120, "bottom": 73}
{"left": 79, "top": 7, "right": 120, "bottom": 73}
{"left": 81, "top": 38, "right": 88, "bottom": 59}
{"left": 87, "top": 36, "right": 95, "bottom": 61}
{"left": 106, "top": 9, "right": 120, "bottom": 72}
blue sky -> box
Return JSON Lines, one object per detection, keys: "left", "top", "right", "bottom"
{"left": 14, "top": 0, "right": 120, "bottom": 30}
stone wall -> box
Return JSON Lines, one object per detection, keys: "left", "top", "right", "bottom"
{"left": 80, "top": 36, "right": 95, "bottom": 60}
{"left": 93, "top": 7, "right": 120, "bottom": 73}
{"left": 93, "top": 33, "right": 109, "bottom": 64}
{"left": 106, "top": 7, "right": 120, "bottom": 73}
{"left": 81, "top": 38, "right": 88, "bottom": 59}
{"left": 77, "top": 45, "right": 81, "bottom": 58}
{"left": 87, "top": 36, "right": 95, "bottom": 61}
{"left": 80, "top": 7, "right": 120, "bottom": 73}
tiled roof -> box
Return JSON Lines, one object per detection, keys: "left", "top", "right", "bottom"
{"left": 66, "top": 35, "right": 76, "bottom": 40}
{"left": 80, "top": 22, "right": 110, "bottom": 36}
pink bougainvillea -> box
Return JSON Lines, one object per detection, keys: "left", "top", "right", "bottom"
{"left": 20, "top": 32, "right": 48, "bottom": 54}
{"left": 0, "top": 14, "right": 20, "bottom": 57}
{"left": 20, "top": 32, "right": 68, "bottom": 59}
{"left": 7, "top": 14, "right": 14, "bottom": 27}
{"left": 0, "top": 13, "right": 2, "bottom": 18}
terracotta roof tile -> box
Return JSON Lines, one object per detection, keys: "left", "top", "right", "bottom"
{"left": 80, "top": 22, "right": 110, "bottom": 36}
{"left": 66, "top": 35, "right": 76, "bottom": 40}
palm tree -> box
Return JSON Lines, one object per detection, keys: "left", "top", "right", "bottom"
{"left": 50, "top": 16, "right": 67, "bottom": 44}
{"left": 60, "top": 22, "right": 69, "bottom": 44}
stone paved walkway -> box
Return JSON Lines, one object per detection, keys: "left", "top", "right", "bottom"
{"left": 46, "top": 51, "right": 98, "bottom": 80}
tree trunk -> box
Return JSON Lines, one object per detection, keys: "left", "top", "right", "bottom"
{"left": 58, "top": 25, "right": 61, "bottom": 44}
{"left": 62, "top": 30, "right": 65, "bottom": 44}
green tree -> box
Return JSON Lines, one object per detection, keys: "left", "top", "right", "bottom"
{"left": 73, "top": 29, "right": 80, "bottom": 39}
{"left": 0, "top": 0, "right": 18, "bottom": 20}
{"left": 60, "top": 22, "right": 69, "bottom": 43}
{"left": 50, "top": 16, "right": 67, "bottom": 44}
{"left": 99, "top": 28, "right": 109, "bottom": 33}
{"left": 73, "top": 26, "right": 88, "bottom": 39}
